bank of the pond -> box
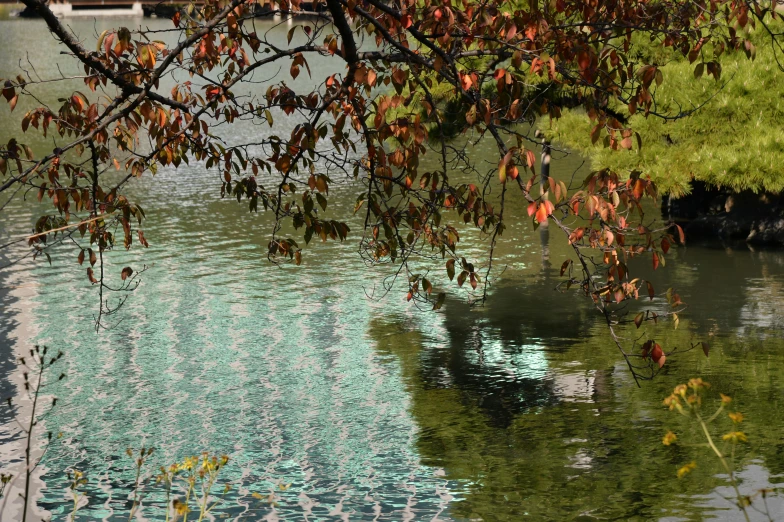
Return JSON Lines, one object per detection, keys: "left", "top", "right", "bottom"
{"left": 663, "top": 181, "right": 784, "bottom": 247}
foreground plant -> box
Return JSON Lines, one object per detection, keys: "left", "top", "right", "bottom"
{"left": 0, "top": 346, "right": 64, "bottom": 522}
{"left": 154, "top": 453, "right": 231, "bottom": 522}
{"left": 662, "top": 379, "right": 775, "bottom": 522}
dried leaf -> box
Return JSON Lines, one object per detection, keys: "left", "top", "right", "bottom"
{"left": 634, "top": 312, "right": 644, "bottom": 328}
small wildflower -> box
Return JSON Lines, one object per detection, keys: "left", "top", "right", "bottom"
{"left": 663, "top": 394, "right": 682, "bottom": 411}
{"left": 720, "top": 393, "right": 732, "bottom": 404}
{"left": 662, "top": 431, "right": 677, "bottom": 446}
{"left": 728, "top": 412, "right": 744, "bottom": 424}
{"left": 172, "top": 498, "right": 190, "bottom": 515}
{"left": 677, "top": 461, "right": 697, "bottom": 478}
{"left": 687, "top": 378, "right": 709, "bottom": 390}
{"left": 722, "top": 431, "right": 748, "bottom": 443}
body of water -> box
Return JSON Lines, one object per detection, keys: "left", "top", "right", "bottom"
{"left": 1, "top": 15, "right": 783, "bottom": 521}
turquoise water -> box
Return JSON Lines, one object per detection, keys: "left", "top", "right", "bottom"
{"left": 1, "top": 15, "right": 784, "bottom": 521}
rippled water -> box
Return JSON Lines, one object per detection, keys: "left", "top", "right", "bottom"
{"left": 1, "top": 15, "right": 784, "bottom": 521}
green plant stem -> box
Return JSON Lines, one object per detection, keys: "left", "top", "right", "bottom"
{"left": 696, "top": 412, "right": 750, "bottom": 522}
{"left": 22, "top": 361, "right": 44, "bottom": 522}
{"left": 128, "top": 459, "right": 143, "bottom": 521}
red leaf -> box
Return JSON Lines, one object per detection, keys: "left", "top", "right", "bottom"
{"left": 646, "top": 281, "right": 654, "bottom": 300}
{"left": 121, "top": 267, "right": 133, "bottom": 280}
{"left": 651, "top": 343, "right": 663, "bottom": 362}
{"left": 702, "top": 342, "right": 710, "bottom": 357}
{"left": 676, "top": 223, "right": 686, "bottom": 244}
{"left": 652, "top": 251, "right": 660, "bottom": 270}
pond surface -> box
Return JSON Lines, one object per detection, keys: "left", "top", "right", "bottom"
{"left": 1, "top": 16, "right": 784, "bottom": 522}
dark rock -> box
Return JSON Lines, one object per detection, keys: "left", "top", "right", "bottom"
{"left": 662, "top": 181, "right": 784, "bottom": 246}
{"left": 748, "top": 215, "right": 784, "bottom": 245}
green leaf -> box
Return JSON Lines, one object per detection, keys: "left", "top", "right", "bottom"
{"left": 316, "top": 193, "right": 327, "bottom": 211}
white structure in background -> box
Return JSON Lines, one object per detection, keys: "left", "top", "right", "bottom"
{"left": 48, "top": 0, "right": 143, "bottom": 17}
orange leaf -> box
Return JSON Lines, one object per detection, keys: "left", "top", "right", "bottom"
{"left": 676, "top": 224, "right": 686, "bottom": 244}
{"left": 535, "top": 203, "right": 548, "bottom": 224}
{"left": 460, "top": 74, "right": 473, "bottom": 90}
{"left": 525, "top": 149, "right": 536, "bottom": 168}
{"left": 634, "top": 312, "right": 644, "bottom": 328}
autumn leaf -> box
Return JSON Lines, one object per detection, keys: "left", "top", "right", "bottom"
{"left": 446, "top": 259, "right": 455, "bottom": 280}
{"left": 121, "top": 267, "right": 133, "bottom": 280}
{"left": 634, "top": 312, "right": 644, "bottom": 328}
{"left": 675, "top": 224, "right": 686, "bottom": 244}
{"left": 559, "top": 259, "right": 571, "bottom": 276}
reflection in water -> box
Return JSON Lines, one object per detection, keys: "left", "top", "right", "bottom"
{"left": 371, "top": 246, "right": 784, "bottom": 520}
{"left": 0, "top": 14, "right": 784, "bottom": 522}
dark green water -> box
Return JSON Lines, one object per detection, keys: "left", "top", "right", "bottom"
{"left": 1, "top": 16, "right": 783, "bottom": 521}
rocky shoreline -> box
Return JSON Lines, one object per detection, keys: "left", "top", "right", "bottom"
{"left": 662, "top": 181, "right": 784, "bottom": 247}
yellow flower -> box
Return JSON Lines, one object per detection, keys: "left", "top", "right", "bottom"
{"left": 720, "top": 393, "right": 732, "bottom": 404}
{"left": 677, "top": 461, "right": 697, "bottom": 478}
{"left": 722, "top": 431, "right": 747, "bottom": 443}
{"left": 662, "top": 431, "right": 677, "bottom": 446}
{"left": 172, "top": 499, "right": 190, "bottom": 515}
{"left": 728, "top": 412, "right": 744, "bottom": 424}
{"left": 663, "top": 395, "right": 681, "bottom": 411}
{"left": 687, "top": 378, "right": 709, "bottom": 390}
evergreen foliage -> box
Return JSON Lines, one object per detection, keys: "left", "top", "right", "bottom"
{"left": 544, "top": 20, "right": 784, "bottom": 197}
